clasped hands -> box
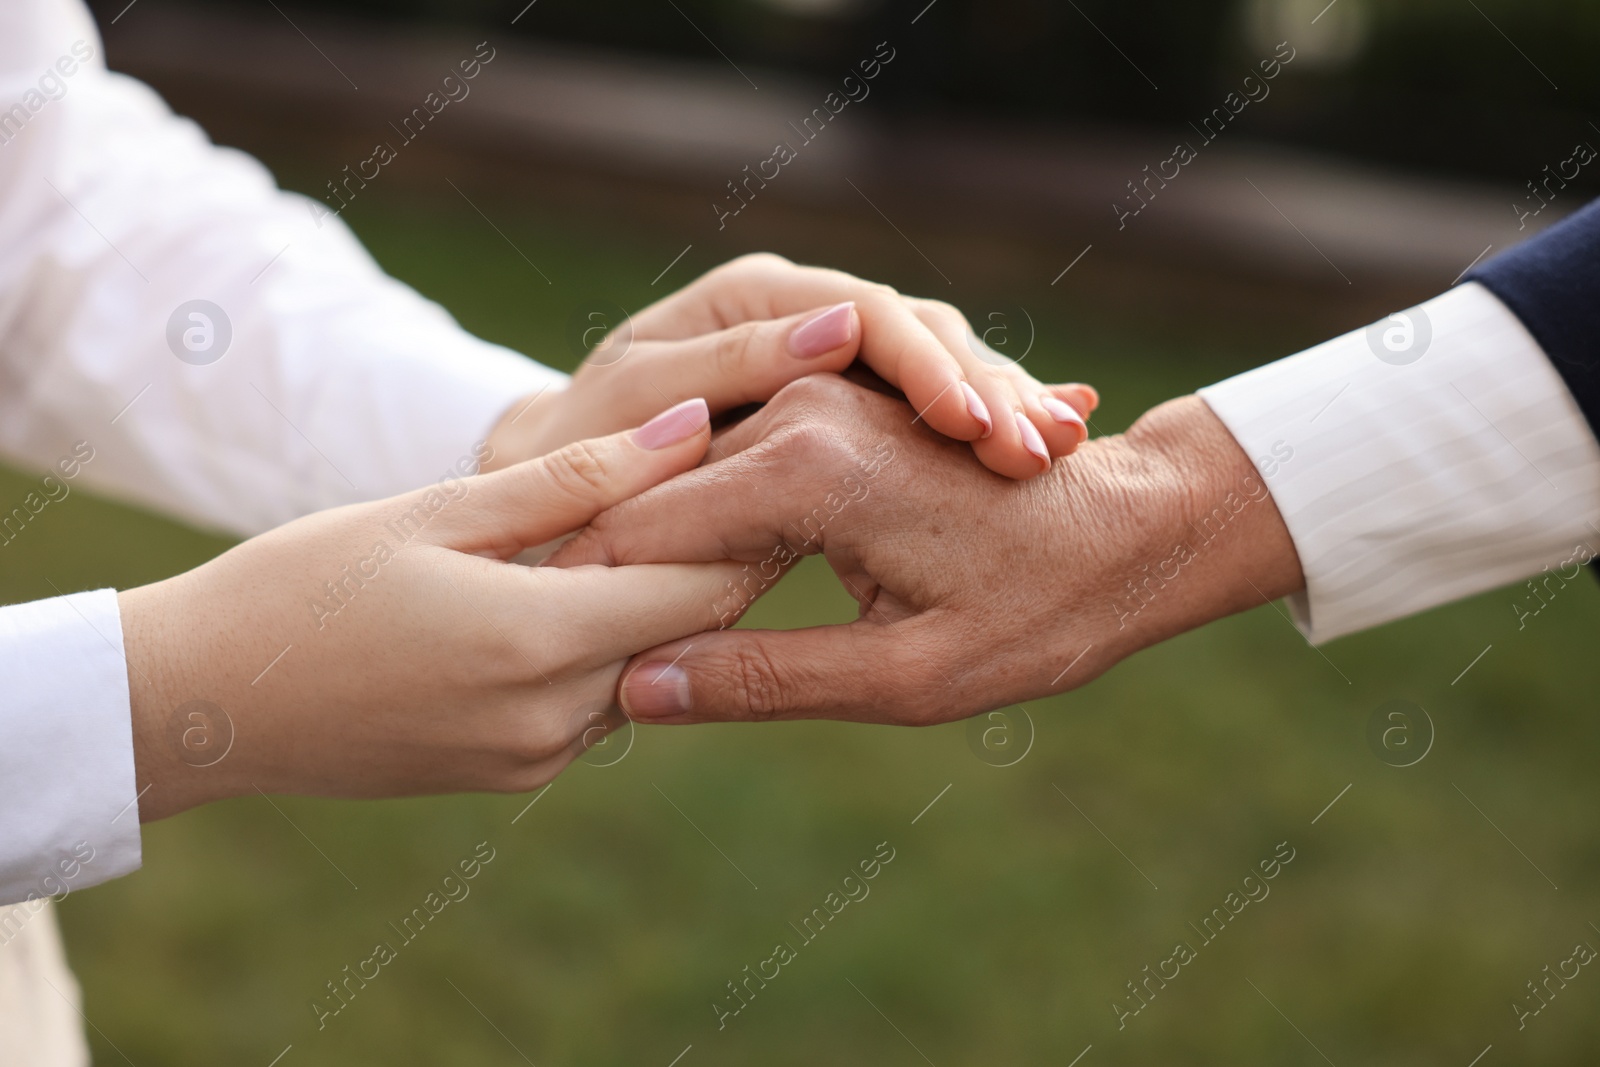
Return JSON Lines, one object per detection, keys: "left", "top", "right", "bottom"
{"left": 124, "top": 254, "right": 1303, "bottom": 821}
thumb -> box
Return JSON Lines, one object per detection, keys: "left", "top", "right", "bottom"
{"left": 431, "top": 397, "right": 711, "bottom": 557}
{"left": 617, "top": 622, "right": 937, "bottom": 725}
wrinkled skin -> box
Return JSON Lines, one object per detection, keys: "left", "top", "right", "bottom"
{"left": 550, "top": 374, "right": 1304, "bottom": 726}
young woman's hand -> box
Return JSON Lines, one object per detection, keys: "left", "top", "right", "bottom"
{"left": 121, "top": 399, "right": 736, "bottom": 821}
{"left": 486, "top": 253, "right": 1099, "bottom": 481}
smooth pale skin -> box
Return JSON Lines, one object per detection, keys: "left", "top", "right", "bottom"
{"left": 547, "top": 375, "right": 1306, "bottom": 725}
{"left": 121, "top": 418, "right": 745, "bottom": 821}
{"left": 481, "top": 253, "right": 1097, "bottom": 480}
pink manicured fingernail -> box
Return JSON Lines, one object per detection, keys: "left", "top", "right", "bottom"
{"left": 1016, "top": 411, "right": 1050, "bottom": 466}
{"left": 632, "top": 398, "right": 710, "bottom": 450}
{"left": 788, "top": 302, "right": 856, "bottom": 359}
{"left": 621, "top": 662, "right": 692, "bottom": 718}
{"left": 959, "top": 381, "right": 992, "bottom": 438}
{"left": 1040, "top": 396, "right": 1085, "bottom": 427}
{"left": 1041, "top": 396, "right": 1088, "bottom": 445}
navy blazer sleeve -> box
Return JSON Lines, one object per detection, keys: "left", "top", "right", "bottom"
{"left": 1467, "top": 199, "right": 1600, "bottom": 441}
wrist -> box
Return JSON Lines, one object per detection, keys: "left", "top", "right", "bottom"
{"left": 119, "top": 578, "right": 243, "bottom": 821}
{"left": 1092, "top": 394, "right": 1304, "bottom": 659}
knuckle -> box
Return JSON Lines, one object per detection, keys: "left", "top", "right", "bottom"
{"left": 712, "top": 320, "right": 763, "bottom": 376}
{"left": 543, "top": 439, "right": 615, "bottom": 497}
{"left": 771, "top": 416, "right": 858, "bottom": 474}
{"left": 498, "top": 761, "right": 559, "bottom": 794}
{"left": 999, "top": 361, "right": 1044, "bottom": 390}
{"left": 554, "top": 517, "right": 619, "bottom": 566}
{"left": 760, "top": 377, "right": 903, "bottom": 473}
{"left": 914, "top": 298, "right": 969, "bottom": 329}
{"left": 543, "top": 530, "right": 586, "bottom": 567}
{"left": 840, "top": 276, "right": 899, "bottom": 300}
{"left": 769, "top": 370, "right": 853, "bottom": 410}
{"left": 481, "top": 716, "right": 569, "bottom": 791}
{"left": 729, "top": 643, "right": 788, "bottom": 720}
{"left": 507, "top": 726, "right": 562, "bottom": 767}
{"left": 771, "top": 415, "right": 851, "bottom": 467}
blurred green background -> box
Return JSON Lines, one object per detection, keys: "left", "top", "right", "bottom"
{"left": 5, "top": 188, "right": 1598, "bottom": 1065}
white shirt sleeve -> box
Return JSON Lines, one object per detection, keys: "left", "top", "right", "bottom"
{"left": 0, "top": 590, "right": 139, "bottom": 905}
{"left": 1199, "top": 281, "right": 1600, "bottom": 644}
{"left": 0, "top": 1, "right": 566, "bottom": 900}
{"left": 0, "top": 5, "right": 566, "bottom": 539}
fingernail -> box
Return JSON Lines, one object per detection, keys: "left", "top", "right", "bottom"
{"left": 959, "top": 381, "right": 993, "bottom": 438}
{"left": 789, "top": 302, "right": 856, "bottom": 359}
{"left": 621, "top": 662, "right": 692, "bottom": 718}
{"left": 1040, "top": 396, "right": 1088, "bottom": 445}
{"left": 632, "top": 398, "right": 710, "bottom": 450}
{"left": 1016, "top": 411, "right": 1050, "bottom": 466}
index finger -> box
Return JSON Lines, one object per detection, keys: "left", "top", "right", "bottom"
{"left": 634, "top": 255, "right": 985, "bottom": 445}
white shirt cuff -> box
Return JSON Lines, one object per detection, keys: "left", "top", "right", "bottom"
{"left": 1199, "top": 281, "right": 1600, "bottom": 644}
{"left": 0, "top": 589, "right": 141, "bottom": 905}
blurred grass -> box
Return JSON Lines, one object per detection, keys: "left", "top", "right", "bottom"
{"left": 5, "top": 189, "right": 1598, "bottom": 1065}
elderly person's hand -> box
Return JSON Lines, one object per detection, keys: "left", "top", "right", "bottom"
{"left": 548, "top": 375, "right": 1304, "bottom": 726}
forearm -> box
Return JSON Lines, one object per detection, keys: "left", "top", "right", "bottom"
{"left": 0, "top": 51, "right": 561, "bottom": 535}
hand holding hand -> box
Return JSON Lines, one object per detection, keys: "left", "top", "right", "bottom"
{"left": 122, "top": 400, "right": 737, "bottom": 820}
{"left": 548, "top": 376, "right": 1304, "bottom": 726}
{"left": 486, "top": 254, "right": 1098, "bottom": 480}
